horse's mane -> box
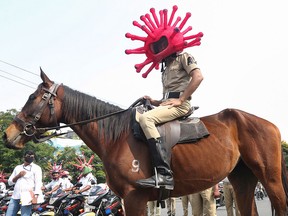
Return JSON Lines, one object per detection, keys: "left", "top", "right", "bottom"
{"left": 61, "top": 85, "right": 131, "bottom": 144}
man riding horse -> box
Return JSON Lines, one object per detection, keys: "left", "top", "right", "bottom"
{"left": 125, "top": 5, "right": 204, "bottom": 190}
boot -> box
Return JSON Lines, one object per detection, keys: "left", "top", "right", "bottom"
{"left": 136, "top": 137, "right": 174, "bottom": 190}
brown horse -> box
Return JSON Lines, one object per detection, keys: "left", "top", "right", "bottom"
{"left": 3, "top": 70, "right": 288, "bottom": 216}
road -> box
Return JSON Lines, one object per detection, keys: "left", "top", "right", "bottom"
{"left": 157, "top": 196, "right": 271, "bottom": 216}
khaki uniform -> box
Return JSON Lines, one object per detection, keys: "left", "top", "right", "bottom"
{"left": 147, "top": 201, "right": 161, "bottom": 216}
{"left": 181, "top": 194, "right": 193, "bottom": 216}
{"left": 139, "top": 52, "right": 199, "bottom": 139}
{"left": 191, "top": 187, "right": 216, "bottom": 216}
{"left": 166, "top": 197, "right": 176, "bottom": 216}
{"left": 223, "top": 178, "right": 240, "bottom": 216}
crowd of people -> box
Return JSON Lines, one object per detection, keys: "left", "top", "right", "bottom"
{"left": 1, "top": 150, "right": 98, "bottom": 216}
{"left": 147, "top": 183, "right": 241, "bottom": 216}
{"left": 0, "top": 149, "right": 266, "bottom": 216}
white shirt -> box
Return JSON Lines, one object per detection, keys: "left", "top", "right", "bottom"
{"left": 0, "top": 182, "right": 6, "bottom": 197}
{"left": 44, "top": 178, "right": 64, "bottom": 194}
{"left": 61, "top": 177, "right": 73, "bottom": 190}
{"left": 78, "top": 173, "right": 97, "bottom": 196}
{"left": 8, "top": 162, "right": 43, "bottom": 200}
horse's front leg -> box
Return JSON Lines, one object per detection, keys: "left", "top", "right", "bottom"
{"left": 123, "top": 189, "right": 151, "bottom": 216}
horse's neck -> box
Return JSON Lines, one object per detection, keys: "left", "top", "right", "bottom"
{"left": 69, "top": 125, "right": 105, "bottom": 159}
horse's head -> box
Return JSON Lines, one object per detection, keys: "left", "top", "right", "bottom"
{"left": 3, "top": 69, "right": 63, "bottom": 149}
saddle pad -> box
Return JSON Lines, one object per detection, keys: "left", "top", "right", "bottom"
{"left": 177, "top": 117, "right": 210, "bottom": 143}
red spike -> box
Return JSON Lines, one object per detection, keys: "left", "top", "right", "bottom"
{"left": 125, "top": 48, "right": 146, "bottom": 55}
{"left": 135, "top": 58, "right": 153, "bottom": 72}
{"left": 150, "top": 8, "right": 160, "bottom": 27}
{"left": 172, "top": 16, "right": 181, "bottom": 28}
{"left": 140, "top": 15, "right": 154, "bottom": 32}
{"left": 159, "top": 10, "right": 164, "bottom": 27}
{"left": 125, "top": 33, "right": 146, "bottom": 42}
{"left": 142, "top": 62, "right": 158, "bottom": 78}
{"left": 184, "top": 32, "right": 204, "bottom": 40}
{"left": 170, "top": 27, "right": 180, "bottom": 39}
{"left": 163, "top": 9, "right": 168, "bottom": 29}
{"left": 145, "top": 14, "right": 157, "bottom": 30}
{"left": 168, "top": 5, "right": 178, "bottom": 26}
{"left": 178, "top": 12, "right": 191, "bottom": 30}
{"left": 182, "top": 26, "right": 192, "bottom": 35}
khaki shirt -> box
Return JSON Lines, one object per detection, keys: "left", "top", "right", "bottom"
{"left": 162, "top": 52, "right": 199, "bottom": 96}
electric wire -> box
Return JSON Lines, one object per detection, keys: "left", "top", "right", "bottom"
{"left": 0, "top": 59, "right": 38, "bottom": 76}
{"left": 0, "top": 74, "right": 35, "bottom": 89}
{"left": 0, "top": 69, "right": 38, "bottom": 85}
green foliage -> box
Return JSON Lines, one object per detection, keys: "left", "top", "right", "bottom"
{"left": 281, "top": 141, "right": 288, "bottom": 168}
{"left": 0, "top": 109, "right": 106, "bottom": 184}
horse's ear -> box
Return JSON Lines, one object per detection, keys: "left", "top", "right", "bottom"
{"left": 39, "top": 67, "right": 52, "bottom": 84}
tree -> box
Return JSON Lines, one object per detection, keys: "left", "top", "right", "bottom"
{"left": 281, "top": 140, "right": 288, "bottom": 168}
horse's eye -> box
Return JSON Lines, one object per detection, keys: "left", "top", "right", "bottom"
{"left": 29, "top": 94, "right": 36, "bottom": 100}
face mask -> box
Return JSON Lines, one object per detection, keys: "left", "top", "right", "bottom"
{"left": 24, "top": 156, "right": 34, "bottom": 164}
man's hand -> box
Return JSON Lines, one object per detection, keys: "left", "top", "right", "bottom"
{"left": 19, "top": 171, "right": 26, "bottom": 177}
{"left": 160, "top": 98, "right": 183, "bottom": 108}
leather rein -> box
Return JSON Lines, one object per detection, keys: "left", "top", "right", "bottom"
{"left": 14, "top": 83, "right": 143, "bottom": 143}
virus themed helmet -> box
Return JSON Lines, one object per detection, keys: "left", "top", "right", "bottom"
{"left": 125, "top": 5, "right": 203, "bottom": 78}
{"left": 72, "top": 152, "right": 94, "bottom": 180}
{"left": 49, "top": 162, "right": 63, "bottom": 175}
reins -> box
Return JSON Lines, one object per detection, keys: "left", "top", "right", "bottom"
{"left": 33, "top": 97, "right": 145, "bottom": 142}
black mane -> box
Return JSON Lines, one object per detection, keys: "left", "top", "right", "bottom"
{"left": 61, "top": 85, "right": 131, "bottom": 143}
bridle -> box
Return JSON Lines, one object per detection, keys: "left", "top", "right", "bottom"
{"left": 13, "top": 82, "right": 145, "bottom": 143}
{"left": 14, "top": 82, "right": 61, "bottom": 142}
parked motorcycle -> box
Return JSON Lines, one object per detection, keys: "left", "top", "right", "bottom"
{"left": 39, "top": 182, "right": 84, "bottom": 216}
{"left": 79, "top": 183, "right": 123, "bottom": 216}
{"left": 31, "top": 194, "right": 52, "bottom": 216}
{"left": 38, "top": 188, "right": 70, "bottom": 216}
{"left": 0, "top": 186, "right": 14, "bottom": 215}
{"left": 62, "top": 191, "right": 86, "bottom": 215}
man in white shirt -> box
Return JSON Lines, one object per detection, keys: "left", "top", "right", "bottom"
{"left": 42, "top": 170, "right": 63, "bottom": 195}
{"left": 74, "top": 166, "right": 97, "bottom": 196}
{"left": 6, "top": 150, "right": 43, "bottom": 216}
{"left": 61, "top": 170, "right": 73, "bottom": 191}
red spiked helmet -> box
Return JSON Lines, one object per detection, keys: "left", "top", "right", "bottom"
{"left": 125, "top": 5, "right": 203, "bottom": 78}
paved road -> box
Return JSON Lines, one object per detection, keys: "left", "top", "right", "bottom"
{"left": 157, "top": 197, "right": 271, "bottom": 216}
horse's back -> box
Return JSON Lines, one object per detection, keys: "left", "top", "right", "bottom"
{"left": 170, "top": 108, "right": 281, "bottom": 196}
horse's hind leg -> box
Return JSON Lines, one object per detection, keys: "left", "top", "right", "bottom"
{"left": 259, "top": 166, "right": 287, "bottom": 215}
{"left": 229, "top": 160, "right": 259, "bottom": 216}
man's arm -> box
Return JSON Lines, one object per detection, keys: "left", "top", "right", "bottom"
{"left": 179, "top": 68, "right": 203, "bottom": 103}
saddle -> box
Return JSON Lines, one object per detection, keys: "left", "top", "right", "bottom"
{"left": 131, "top": 105, "right": 210, "bottom": 152}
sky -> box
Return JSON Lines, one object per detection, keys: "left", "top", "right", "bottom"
{"left": 0, "top": 0, "right": 287, "bottom": 141}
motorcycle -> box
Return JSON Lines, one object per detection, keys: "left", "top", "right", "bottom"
{"left": 79, "top": 183, "right": 124, "bottom": 216}
{"left": 61, "top": 190, "right": 86, "bottom": 215}
{"left": 39, "top": 182, "right": 84, "bottom": 216}
{"left": 38, "top": 188, "right": 70, "bottom": 216}
{"left": 0, "top": 186, "right": 14, "bottom": 215}
{"left": 31, "top": 194, "right": 52, "bottom": 216}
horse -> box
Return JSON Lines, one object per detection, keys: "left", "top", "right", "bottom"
{"left": 3, "top": 70, "right": 288, "bottom": 216}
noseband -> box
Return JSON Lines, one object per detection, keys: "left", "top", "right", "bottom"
{"left": 14, "top": 83, "right": 61, "bottom": 141}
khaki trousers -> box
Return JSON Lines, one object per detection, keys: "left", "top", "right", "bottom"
{"left": 166, "top": 197, "right": 176, "bottom": 216}
{"left": 223, "top": 183, "right": 240, "bottom": 216}
{"left": 147, "top": 201, "right": 161, "bottom": 216}
{"left": 181, "top": 194, "right": 193, "bottom": 216}
{"left": 139, "top": 100, "right": 191, "bottom": 139}
{"left": 191, "top": 187, "right": 216, "bottom": 216}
